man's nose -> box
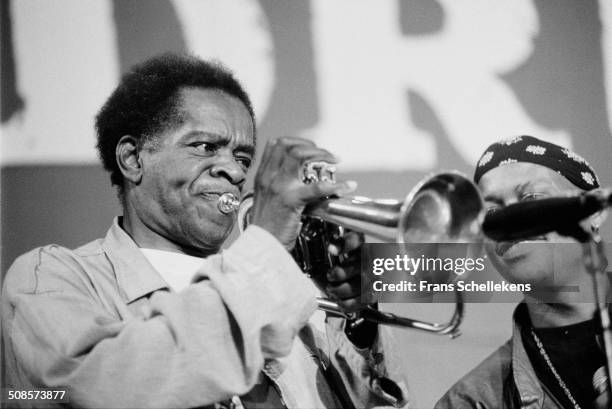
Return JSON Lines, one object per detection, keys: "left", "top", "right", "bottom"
{"left": 210, "top": 154, "right": 246, "bottom": 185}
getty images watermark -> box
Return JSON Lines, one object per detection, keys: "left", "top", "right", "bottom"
{"left": 359, "top": 243, "right": 593, "bottom": 303}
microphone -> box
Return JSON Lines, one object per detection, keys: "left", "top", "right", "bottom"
{"left": 482, "top": 190, "right": 610, "bottom": 242}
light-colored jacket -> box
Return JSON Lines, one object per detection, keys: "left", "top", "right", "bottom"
{"left": 2, "top": 218, "right": 409, "bottom": 408}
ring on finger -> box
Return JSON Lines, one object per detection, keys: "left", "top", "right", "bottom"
{"left": 302, "top": 161, "right": 336, "bottom": 184}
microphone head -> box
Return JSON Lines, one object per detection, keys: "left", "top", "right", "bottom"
{"left": 482, "top": 194, "right": 603, "bottom": 242}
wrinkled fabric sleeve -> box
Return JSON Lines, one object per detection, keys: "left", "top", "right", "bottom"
{"left": 323, "top": 316, "right": 412, "bottom": 409}
{"left": 2, "top": 226, "right": 317, "bottom": 409}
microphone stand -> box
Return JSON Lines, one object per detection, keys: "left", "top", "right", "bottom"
{"left": 577, "top": 228, "right": 612, "bottom": 408}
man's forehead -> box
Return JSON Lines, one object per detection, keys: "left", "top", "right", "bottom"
{"left": 173, "top": 87, "right": 255, "bottom": 144}
{"left": 178, "top": 87, "right": 251, "bottom": 119}
{"left": 478, "top": 162, "right": 576, "bottom": 195}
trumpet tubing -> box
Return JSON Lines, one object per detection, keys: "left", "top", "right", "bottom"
{"left": 238, "top": 171, "right": 485, "bottom": 337}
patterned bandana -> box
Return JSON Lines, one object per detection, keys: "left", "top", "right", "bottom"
{"left": 474, "top": 135, "right": 600, "bottom": 190}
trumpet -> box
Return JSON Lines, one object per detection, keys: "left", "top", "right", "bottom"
{"left": 233, "top": 170, "right": 484, "bottom": 337}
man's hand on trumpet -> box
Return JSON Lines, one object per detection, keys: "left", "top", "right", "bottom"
{"left": 251, "top": 136, "right": 377, "bottom": 347}
{"left": 250, "top": 136, "right": 356, "bottom": 250}
{"left": 325, "top": 230, "right": 366, "bottom": 314}
{"left": 326, "top": 230, "right": 379, "bottom": 348}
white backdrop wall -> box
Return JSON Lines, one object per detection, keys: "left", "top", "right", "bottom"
{"left": 2, "top": 1, "right": 612, "bottom": 406}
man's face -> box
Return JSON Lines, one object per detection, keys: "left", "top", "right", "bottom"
{"left": 133, "top": 87, "right": 255, "bottom": 255}
{"left": 479, "top": 162, "right": 584, "bottom": 287}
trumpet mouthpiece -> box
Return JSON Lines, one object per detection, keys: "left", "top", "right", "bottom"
{"left": 217, "top": 193, "right": 240, "bottom": 214}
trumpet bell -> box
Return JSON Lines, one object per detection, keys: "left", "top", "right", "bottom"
{"left": 399, "top": 172, "right": 484, "bottom": 244}
{"left": 303, "top": 171, "right": 484, "bottom": 244}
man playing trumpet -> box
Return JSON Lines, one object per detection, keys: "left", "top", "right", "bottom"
{"left": 2, "top": 53, "right": 408, "bottom": 409}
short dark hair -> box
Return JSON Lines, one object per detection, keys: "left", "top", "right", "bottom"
{"left": 95, "top": 53, "right": 255, "bottom": 190}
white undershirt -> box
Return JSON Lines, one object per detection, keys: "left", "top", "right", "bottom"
{"left": 140, "top": 248, "right": 205, "bottom": 291}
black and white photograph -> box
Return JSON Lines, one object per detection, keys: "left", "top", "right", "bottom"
{"left": 2, "top": 1, "right": 612, "bottom": 408}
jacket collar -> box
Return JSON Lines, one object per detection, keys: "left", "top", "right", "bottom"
{"left": 101, "top": 217, "right": 169, "bottom": 303}
{"left": 511, "top": 303, "right": 566, "bottom": 409}
{"left": 511, "top": 304, "right": 545, "bottom": 408}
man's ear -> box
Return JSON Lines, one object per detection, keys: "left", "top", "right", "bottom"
{"left": 116, "top": 135, "right": 143, "bottom": 185}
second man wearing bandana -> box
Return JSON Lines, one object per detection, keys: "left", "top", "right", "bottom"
{"left": 436, "top": 135, "right": 608, "bottom": 409}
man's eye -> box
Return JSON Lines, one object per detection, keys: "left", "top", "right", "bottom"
{"left": 236, "top": 156, "right": 252, "bottom": 169}
{"left": 520, "top": 192, "right": 545, "bottom": 202}
{"left": 190, "top": 142, "right": 217, "bottom": 153}
{"left": 485, "top": 206, "right": 500, "bottom": 217}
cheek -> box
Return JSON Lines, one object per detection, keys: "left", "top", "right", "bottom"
{"left": 551, "top": 243, "right": 582, "bottom": 275}
{"left": 526, "top": 247, "right": 553, "bottom": 270}
{"left": 156, "top": 162, "right": 200, "bottom": 195}
{"left": 163, "top": 161, "right": 195, "bottom": 185}
{"left": 485, "top": 244, "right": 552, "bottom": 282}
{"left": 140, "top": 172, "right": 192, "bottom": 217}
